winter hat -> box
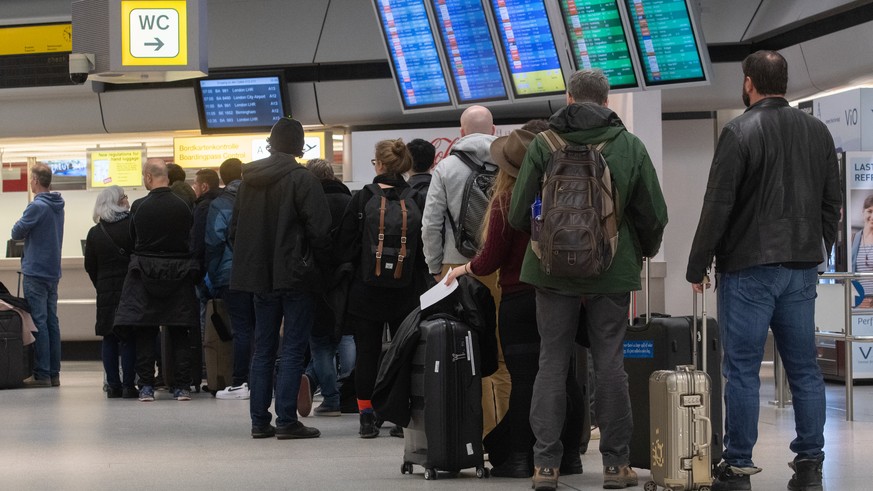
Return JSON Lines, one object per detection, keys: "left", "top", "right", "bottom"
{"left": 268, "top": 117, "right": 305, "bottom": 156}
{"left": 490, "top": 129, "right": 536, "bottom": 178}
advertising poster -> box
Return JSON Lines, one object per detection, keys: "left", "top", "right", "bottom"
{"left": 88, "top": 148, "right": 144, "bottom": 189}
{"left": 845, "top": 151, "right": 873, "bottom": 378}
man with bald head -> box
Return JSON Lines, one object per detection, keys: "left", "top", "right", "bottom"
{"left": 114, "top": 157, "right": 199, "bottom": 402}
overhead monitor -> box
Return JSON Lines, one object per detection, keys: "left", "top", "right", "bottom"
{"left": 87, "top": 148, "right": 145, "bottom": 189}
{"left": 622, "top": 0, "right": 710, "bottom": 87}
{"left": 373, "top": 0, "right": 454, "bottom": 111}
{"left": 429, "top": 0, "right": 509, "bottom": 105}
{"left": 487, "top": 0, "right": 567, "bottom": 99}
{"left": 194, "top": 72, "right": 290, "bottom": 134}
{"left": 558, "top": 0, "right": 640, "bottom": 90}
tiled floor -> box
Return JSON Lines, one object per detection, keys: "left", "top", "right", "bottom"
{"left": 2, "top": 361, "right": 871, "bottom": 490}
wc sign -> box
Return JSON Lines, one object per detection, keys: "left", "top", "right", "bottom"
{"left": 121, "top": 1, "right": 188, "bottom": 65}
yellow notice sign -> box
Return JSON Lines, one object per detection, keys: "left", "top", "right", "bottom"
{"left": 175, "top": 132, "right": 331, "bottom": 168}
{"left": 89, "top": 149, "right": 144, "bottom": 188}
{"left": 0, "top": 24, "right": 72, "bottom": 56}
{"left": 121, "top": 0, "right": 188, "bottom": 66}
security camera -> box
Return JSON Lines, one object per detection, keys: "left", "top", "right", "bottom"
{"left": 69, "top": 53, "right": 95, "bottom": 84}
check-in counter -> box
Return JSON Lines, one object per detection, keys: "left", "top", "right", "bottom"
{"left": 0, "top": 257, "right": 99, "bottom": 349}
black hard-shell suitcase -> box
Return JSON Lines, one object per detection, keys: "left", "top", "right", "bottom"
{"left": 401, "top": 315, "right": 489, "bottom": 480}
{"left": 0, "top": 310, "right": 26, "bottom": 389}
{"left": 624, "top": 263, "right": 723, "bottom": 470}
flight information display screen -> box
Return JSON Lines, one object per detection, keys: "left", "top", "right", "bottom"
{"left": 623, "top": 0, "right": 706, "bottom": 86}
{"left": 559, "top": 0, "right": 639, "bottom": 89}
{"left": 374, "top": 0, "right": 453, "bottom": 110}
{"left": 430, "top": 0, "right": 508, "bottom": 104}
{"left": 196, "top": 75, "right": 288, "bottom": 134}
{"left": 488, "top": 0, "right": 566, "bottom": 98}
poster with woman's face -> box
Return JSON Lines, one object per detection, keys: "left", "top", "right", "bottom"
{"left": 847, "top": 152, "right": 873, "bottom": 312}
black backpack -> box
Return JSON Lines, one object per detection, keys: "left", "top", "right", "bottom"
{"left": 359, "top": 184, "right": 422, "bottom": 288}
{"left": 446, "top": 150, "right": 497, "bottom": 258}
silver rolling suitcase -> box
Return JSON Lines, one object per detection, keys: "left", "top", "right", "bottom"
{"left": 644, "top": 287, "right": 714, "bottom": 491}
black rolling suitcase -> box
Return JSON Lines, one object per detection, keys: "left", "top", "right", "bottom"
{"left": 401, "top": 314, "right": 489, "bottom": 480}
{"left": 624, "top": 261, "right": 723, "bottom": 470}
{"left": 0, "top": 310, "right": 26, "bottom": 389}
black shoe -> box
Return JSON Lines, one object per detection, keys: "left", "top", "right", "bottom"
{"left": 122, "top": 387, "right": 139, "bottom": 399}
{"left": 560, "top": 451, "right": 584, "bottom": 476}
{"left": 389, "top": 425, "right": 404, "bottom": 438}
{"left": 107, "top": 387, "right": 123, "bottom": 398}
{"left": 276, "top": 421, "right": 320, "bottom": 439}
{"left": 490, "top": 452, "right": 533, "bottom": 478}
{"left": 711, "top": 462, "right": 757, "bottom": 491}
{"left": 251, "top": 424, "right": 277, "bottom": 439}
{"left": 359, "top": 411, "right": 379, "bottom": 439}
{"left": 787, "top": 457, "right": 823, "bottom": 491}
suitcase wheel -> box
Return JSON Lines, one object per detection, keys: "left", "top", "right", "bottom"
{"left": 644, "top": 481, "right": 658, "bottom": 491}
{"left": 475, "top": 466, "right": 488, "bottom": 478}
{"left": 698, "top": 487, "right": 711, "bottom": 491}
{"left": 401, "top": 462, "right": 413, "bottom": 475}
{"left": 424, "top": 468, "right": 437, "bottom": 480}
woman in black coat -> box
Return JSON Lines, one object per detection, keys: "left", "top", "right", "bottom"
{"left": 84, "top": 185, "right": 136, "bottom": 398}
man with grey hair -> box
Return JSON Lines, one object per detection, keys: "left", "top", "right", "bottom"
{"left": 12, "top": 163, "right": 65, "bottom": 387}
{"left": 508, "top": 69, "right": 668, "bottom": 490}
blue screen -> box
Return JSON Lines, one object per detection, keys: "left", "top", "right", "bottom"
{"left": 374, "top": 0, "right": 453, "bottom": 109}
{"left": 623, "top": 0, "right": 706, "bottom": 85}
{"left": 488, "top": 0, "right": 566, "bottom": 98}
{"left": 431, "top": 0, "right": 508, "bottom": 104}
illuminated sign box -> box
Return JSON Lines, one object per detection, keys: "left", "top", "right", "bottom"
{"left": 87, "top": 147, "right": 145, "bottom": 189}
{"left": 174, "top": 132, "right": 332, "bottom": 169}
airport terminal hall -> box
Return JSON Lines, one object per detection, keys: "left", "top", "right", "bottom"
{"left": 4, "top": 0, "right": 873, "bottom": 490}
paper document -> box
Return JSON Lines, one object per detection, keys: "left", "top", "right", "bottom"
{"left": 420, "top": 269, "right": 459, "bottom": 310}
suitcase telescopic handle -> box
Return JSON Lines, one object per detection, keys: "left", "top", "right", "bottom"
{"left": 692, "top": 277, "right": 710, "bottom": 372}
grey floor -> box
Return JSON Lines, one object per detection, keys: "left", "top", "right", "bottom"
{"left": 2, "top": 362, "right": 872, "bottom": 491}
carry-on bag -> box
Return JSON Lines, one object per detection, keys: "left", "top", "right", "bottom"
{"left": 0, "top": 310, "right": 26, "bottom": 389}
{"left": 401, "top": 314, "right": 489, "bottom": 480}
{"left": 203, "top": 299, "right": 234, "bottom": 393}
{"left": 625, "top": 260, "right": 722, "bottom": 469}
{"left": 644, "top": 285, "right": 715, "bottom": 491}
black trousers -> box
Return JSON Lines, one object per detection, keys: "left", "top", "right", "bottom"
{"left": 349, "top": 313, "right": 404, "bottom": 402}
{"left": 134, "top": 325, "right": 191, "bottom": 389}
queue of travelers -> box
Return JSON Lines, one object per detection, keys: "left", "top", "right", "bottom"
{"left": 9, "top": 53, "right": 834, "bottom": 491}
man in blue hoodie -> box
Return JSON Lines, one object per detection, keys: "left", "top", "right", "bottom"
{"left": 12, "top": 163, "right": 65, "bottom": 388}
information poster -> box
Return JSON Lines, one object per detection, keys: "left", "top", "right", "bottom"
{"left": 88, "top": 148, "right": 144, "bottom": 188}
{"left": 489, "top": 0, "right": 566, "bottom": 97}
{"left": 623, "top": 0, "right": 705, "bottom": 85}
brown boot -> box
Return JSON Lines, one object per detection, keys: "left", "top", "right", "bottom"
{"left": 531, "top": 466, "right": 559, "bottom": 491}
{"left": 603, "top": 465, "right": 638, "bottom": 489}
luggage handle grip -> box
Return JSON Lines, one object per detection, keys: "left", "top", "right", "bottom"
{"left": 693, "top": 413, "right": 712, "bottom": 456}
{"left": 691, "top": 276, "right": 710, "bottom": 372}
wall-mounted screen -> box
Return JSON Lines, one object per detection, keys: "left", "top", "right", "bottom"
{"left": 194, "top": 73, "right": 290, "bottom": 134}
{"left": 43, "top": 158, "right": 87, "bottom": 191}
{"left": 373, "top": 0, "right": 453, "bottom": 111}
{"left": 488, "top": 0, "right": 566, "bottom": 98}
{"left": 559, "top": 0, "right": 639, "bottom": 89}
{"left": 88, "top": 148, "right": 144, "bottom": 189}
{"left": 430, "top": 0, "right": 508, "bottom": 104}
{"left": 622, "top": 0, "right": 709, "bottom": 87}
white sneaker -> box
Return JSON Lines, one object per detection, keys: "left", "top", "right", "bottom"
{"left": 216, "top": 383, "right": 250, "bottom": 400}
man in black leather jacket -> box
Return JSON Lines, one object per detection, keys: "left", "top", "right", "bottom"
{"left": 686, "top": 51, "right": 841, "bottom": 491}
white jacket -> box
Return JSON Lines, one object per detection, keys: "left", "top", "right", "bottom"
{"left": 421, "top": 133, "right": 497, "bottom": 274}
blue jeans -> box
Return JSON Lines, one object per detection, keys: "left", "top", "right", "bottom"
{"left": 102, "top": 333, "right": 136, "bottom": 389}
{"left": 305, "top": 334, "right": 356, "bottom": 408}
{"left": 249, "top": 290, "right": 314, "bottom": 428}
{"left": 220, "top": 288, "right": 255, "bottom": 386}
{"left": 718, "top": 265, "right": 826, "bottom": 467}
{"left": 23, "top": 275, "right": 61, "bottom": 379}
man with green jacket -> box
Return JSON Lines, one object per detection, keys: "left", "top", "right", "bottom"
{"left": 509, "top": 69, "right": 668, "bottom": 491}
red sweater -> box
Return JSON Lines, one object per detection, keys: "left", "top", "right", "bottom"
{"left": 469, "top": 193, "right": 533, "bottom": 296}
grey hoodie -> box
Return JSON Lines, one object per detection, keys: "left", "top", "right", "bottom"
{"left": 421, "top": 133, "right": 497, "bottom": 274}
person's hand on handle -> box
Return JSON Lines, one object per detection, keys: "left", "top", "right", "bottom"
{"left": 444, "top": 263, "right": 472, "bottom": 286}
{"left": 691, "top": 274, "right": 711, "bottom": 294}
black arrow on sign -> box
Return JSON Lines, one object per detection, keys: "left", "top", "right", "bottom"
{"left": 144, "top": 38, "right": 165, "bottom": 51}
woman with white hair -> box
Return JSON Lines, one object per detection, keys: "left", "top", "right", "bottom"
{"left": 84, "top": 185, "right": 136, "bottom": 398}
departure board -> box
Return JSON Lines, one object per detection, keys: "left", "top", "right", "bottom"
{"left": 559, "top": 0, "right": 639, "bottom": 89}
{"left": 430, "top": 0, "right": 508, "bottom": 104}
{"left": 488, "top": 0, "right": 566, "bottom": 98}
{"left": 374, "top": 0, "right": 453, "bottom": 110}
{"left": 623, "top": 0, "right": 707, "bottom": 86}
{"left": 196, "top": 75, "right": 288, "bottom": 134}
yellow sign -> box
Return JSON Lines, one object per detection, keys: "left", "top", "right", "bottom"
{"left": 121, "top": 1, "right": 188, "bottom": 66}
{"left": 175, "top": 132, "right": 331, "bottom": 169}
{"left": 89, "top": 149, "right": 144, "bottom": 188}
{"left": 0, "top": 24, "right": 72, "bottom": 56}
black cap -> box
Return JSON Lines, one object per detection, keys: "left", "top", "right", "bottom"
{"left": 268, "top": 117, "right": 305, "bottom": 157}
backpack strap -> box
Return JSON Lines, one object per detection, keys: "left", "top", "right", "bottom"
{"left": 395, "top": 198, "right": 408, "bottom": 280}
{"left": 451, "top": 149, "right": 495, "bottom": 174}
{"left": 375, "top": 195, "right": 387, "bottom": 278}
{"left": 541, "top": 130, "right": 567, "bottom": 153}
